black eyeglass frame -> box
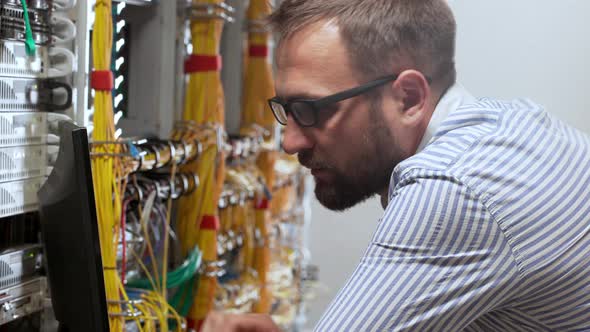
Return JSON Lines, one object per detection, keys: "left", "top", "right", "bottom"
{"left": 268, "top": 74, "right": 401, "bottom": 127}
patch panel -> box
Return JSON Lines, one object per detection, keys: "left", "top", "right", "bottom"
{"left": 0, "top": 40, "right": 45, "bottom": 78}
{"left": 0, "top": 112, "right": 69, "bottom": 147}
{"left": 0, "top": 176, "right": 45, "bottom": 218}
{"left": 0, "top": 77, "right": 72, "bottom": 112}
{"left": 0, "top": 144, "right": 57, "bottom": 182}
{"left": 0, "top": 277, "right": 45, "bottom": 326}
{"left": 0, "top": 244, "right": 42, "bottom": 290}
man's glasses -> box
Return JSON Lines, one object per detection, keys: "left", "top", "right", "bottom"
{"left": 268, "top": 74, "right": 399, "bottom": 127}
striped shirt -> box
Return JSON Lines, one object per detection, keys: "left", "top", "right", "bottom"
{"left": 314, "top": 84, "right": 590, "bottom": 331}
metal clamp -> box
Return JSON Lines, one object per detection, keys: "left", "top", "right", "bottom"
{"left": 245, "top": 19, "right": 269, "bottom": 33}
{"left": 199, "top": 259, "right": 226, "bottom": 278}
{"left": 188, "top": 2, "right": 235, "bottom": 23}
{"left": 107, "top": 298, "right": 144, "bottom": 318}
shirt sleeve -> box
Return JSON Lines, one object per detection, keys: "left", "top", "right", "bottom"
{"left": 314, "top": 174, "right": 522, "bottom": 331}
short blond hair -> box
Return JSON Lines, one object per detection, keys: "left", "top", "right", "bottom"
{"left": 269, "top": 0, "right": 456, "bottom": 88}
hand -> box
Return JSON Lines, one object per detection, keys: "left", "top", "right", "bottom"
{"left": 201, "top": 311, "right": 281, "bottom": 332}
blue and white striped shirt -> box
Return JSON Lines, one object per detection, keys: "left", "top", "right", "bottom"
{"left": 315, "top": 84, "right": 590, "bottom": 331}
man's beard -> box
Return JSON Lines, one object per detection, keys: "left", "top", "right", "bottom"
{"left": 299, "top": 103, "right": 400, "bottom": 211}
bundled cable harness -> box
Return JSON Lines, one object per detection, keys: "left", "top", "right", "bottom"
{"left": 174, "top": 0, "right": 231, "bottom": 329}
{"left": 241, "top": 0, "right": 279, "bottom": 314}
{"left": 90, "top": 0, "right": 127, "bottom": 329}
{"left": 90, "top": 2, "right": 188, "bottom": 330}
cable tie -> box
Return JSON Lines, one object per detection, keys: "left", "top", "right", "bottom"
{"left": 255, "top": 198, "right": 269, "bottom": 210}
{"left": 249, "top": 45, "right": 268, "bottom": 57}
{"left": 184, "top": 54, "right": 222, "bottom": 73}
{"left": 200, "top": 215, "right": 220, "bottom": 230}
{"left": 91, "top": 70, "right": 114, "bottom": 91}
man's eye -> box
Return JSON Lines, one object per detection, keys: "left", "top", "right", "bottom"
{"left": 316, "top": 105, "right": 339, "bottom": 123}
{"left": 322, "top": 104, "right": 339, "bottom": 114}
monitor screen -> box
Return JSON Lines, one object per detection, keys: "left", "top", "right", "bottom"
{"left": 38, "top": 121, "right": 109, "bottom": 332}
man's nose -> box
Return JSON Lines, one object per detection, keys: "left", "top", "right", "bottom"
{"left": 281, "top": 115, "right": 314, "bottom": 155}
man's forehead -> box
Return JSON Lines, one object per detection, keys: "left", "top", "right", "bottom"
{"left": 274, "top": 21, "right": 355, "bottom": 98}
{"left": 276, "top": 21, "right": 340, "bottom": 63}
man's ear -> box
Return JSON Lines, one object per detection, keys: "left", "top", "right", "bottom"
{"left": 392, "top": 70, "right": 431, "bottom": 120}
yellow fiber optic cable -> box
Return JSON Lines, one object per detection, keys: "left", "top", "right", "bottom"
{"left": 243, "top": 0, "right": 278, "bottom": 190}
{"left": 91, "top": 0, "right": 125, "bottom": 329}
{"left": 241, "top": 0, "right": 277, "bottom": 314}
{"left": 176, "top": 0, "right": 228, "bottom": 329}
{"left": 242, "top": 0, "right": 276, "bottom": 132}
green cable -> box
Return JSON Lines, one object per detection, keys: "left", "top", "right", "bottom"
{"left": 168, "top": 276, "right": 198, "bottom": 330}
{"left": 20, "top": 0, "right": 36, "bottom": 56}
{"left": 170, "top": 277, "right": 195, "bottom": 315}
{"left": 126, "top": 246, "right": 202, "bottom": 290}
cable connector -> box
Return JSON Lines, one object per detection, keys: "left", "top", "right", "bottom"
{"left": 20, "top": 0, "right": 36, "bottom": 57}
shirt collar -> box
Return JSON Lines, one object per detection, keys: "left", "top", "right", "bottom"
{"left": 416, "top": 83, "right": 477, "bottom": 152}
{"left": 381, "top": 83, "right": 476, "bottom": 209}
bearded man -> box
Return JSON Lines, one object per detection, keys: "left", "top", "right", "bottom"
{"left": 203, "top": 0, "right": 590, "bottom": 330}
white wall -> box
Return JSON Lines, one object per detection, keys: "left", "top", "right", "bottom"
{"left": 451, "top": 0, "right": 590, "bottom": 132}
{"left": 305, "top": 0, "right": 590, "bottom": 327}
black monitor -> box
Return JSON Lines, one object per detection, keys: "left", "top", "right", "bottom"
{"left": 38, "top": 121, "right": 109, "bottom": 332}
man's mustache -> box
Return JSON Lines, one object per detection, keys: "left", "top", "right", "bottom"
{"left": 297, "top": 150, "right": 332, "bottom": 169}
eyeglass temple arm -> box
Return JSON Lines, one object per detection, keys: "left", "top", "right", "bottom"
{"left": 313, "top": 74, "right": 399, "bottom": 107}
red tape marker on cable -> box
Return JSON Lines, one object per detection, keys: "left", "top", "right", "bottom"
{"left": 249, "top": 45, "right": 268, "bottom": 57}
{"left": 255, "top": 198, "right": 269, "bottom": 210}
{"left": 90, "top": 70, "right": 114, "bottom": 91}
{"left": 187, "top": 319, "right": 204, "bottom": 331}
{"left": 200, "top": 215, "right": 220, "bottom": 230}
{"left": 185, "top": 54, "right": 222, "bottom": 73}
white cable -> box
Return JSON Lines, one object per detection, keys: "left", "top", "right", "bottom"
{"left": 47, "top": 47, "right": 75, "bottom": 78}
{"left": 53, "top": 0, "right": 77, "bottom": 11}
{"left": 50, "top": 14, "right": 77, "bottom": 45}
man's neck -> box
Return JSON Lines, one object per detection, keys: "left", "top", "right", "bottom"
{"left": 378, "top": 82, "right": 474, "bottom": 210}
{"left": 378, "top": 92, "right": 441, "bottom": 209}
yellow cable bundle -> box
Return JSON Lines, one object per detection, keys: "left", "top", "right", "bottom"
{"left": 242, "top": 0, "right": 278, "bottom": 189}
{"left": 240, "top": 3, "right": 277, "bottom": 313}
{"left": 231, "top": 161, "right": 273, "bottom": 314}
{"left": 189, "top": 212, "right": 218, "bottom": 331}
{"left": 251, "top": 181, "right": 272, "bottom": 313}
{"left": 243, "top": 203, "right": 256, "bottom": 276}
{"left": 92, "top": 3, "right": 186, "bottom": 330}
{"left": 173, "top": 135, "right": 219, "bottom": 330}
{"left": 221, "top": 167, "right": 261, "bottom": 312}
{"left": 174, "top": 139, "right": 217, "bottom": 254}
{"left": 242, "top": 0, "right": 275, "bottom": 131}
{"left": 256, "top": 147, "right": 278, "bottom": 193}
{"left": 91, "top": 0, "right": 125, "bottom": 329}
{"left": 254, "top": 199, "right": 272, "bottom": 313}
{"left": 176, "top": 0, "right": 228, "bottom": 329}
{"left": 183, "top": 0, "right": 225, "bottom": 124}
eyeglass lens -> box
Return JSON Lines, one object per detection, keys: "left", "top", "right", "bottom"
{"left": 270, "top": 100, "right": 288, "bottom": 125}
{"left": 290, "top": 102, "right": 315, "bottom": 126}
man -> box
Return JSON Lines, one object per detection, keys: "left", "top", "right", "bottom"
{"left": 204, "top": 0, "right": 590, "bottom": 330}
